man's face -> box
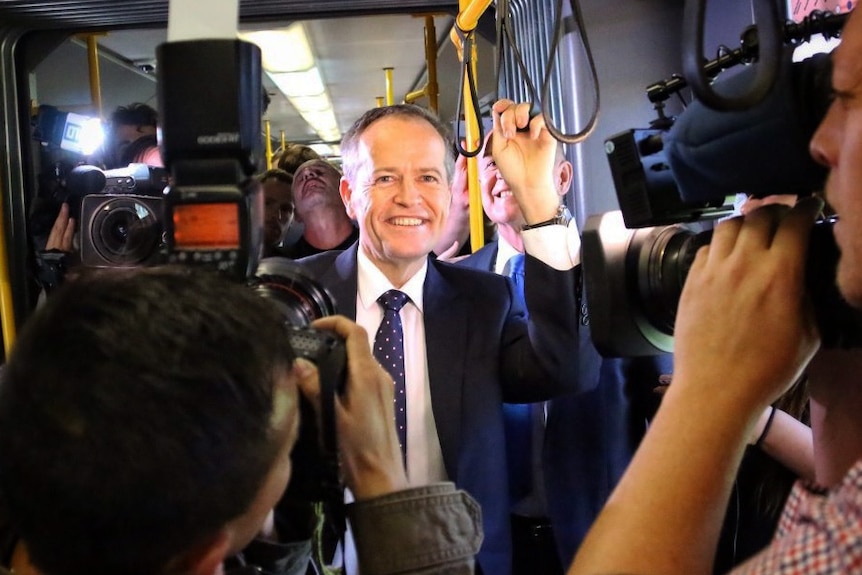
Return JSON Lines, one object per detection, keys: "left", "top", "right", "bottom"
{"left": 263, "top": 178, "right": 294, "bottom": 246}
{"left": 810, "top": 9, "right": 862, "bottom": 307}
{"left": 478, "top": 149, "right": 524, "bottom": 228}
{"left": 292, "top": 161, "right": 342, "bottom": 218}
{"left": 343, "top": 115, "right": 452, "bottom": 271}
{"left": 226, "top": 369, "right": 299, "bottom": 554}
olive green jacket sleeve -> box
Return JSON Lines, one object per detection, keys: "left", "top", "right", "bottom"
{"left": 348, "top": 482, "right": 484, "bottom": 575}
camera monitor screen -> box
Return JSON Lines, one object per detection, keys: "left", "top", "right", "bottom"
{"left": 172, "top": 203, "right": 240, "bottom": 249}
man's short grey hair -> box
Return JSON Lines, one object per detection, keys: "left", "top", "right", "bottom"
{"left": 340, "top": 104, "right": 455, "bottom": 186}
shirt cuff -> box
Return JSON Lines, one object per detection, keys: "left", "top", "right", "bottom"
{"left": 522, "top": 219, "right": 581, "bottom": 270}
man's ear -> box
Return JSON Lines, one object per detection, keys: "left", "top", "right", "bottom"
{"left": 166, "top": 530, "right": 231, "bottom": 575}
{"left": 557, "top": 160, "right": 574, "bottom": 196}
{"left": 340, "top": 177, "right": 356, "bottom": 219}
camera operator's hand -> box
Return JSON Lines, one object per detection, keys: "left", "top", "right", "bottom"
{"left": 672, "top": 198, "right": 822, "bottom": 414}
{"left": 300, "top": 315, "right": 409, "bottom": 501}
{"left": 490, "top": 99, "right": 560, "bottom": 225}
{"left": 45, "top": 202, "right": 75, "bottom": 252}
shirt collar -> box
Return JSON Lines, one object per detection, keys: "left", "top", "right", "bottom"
{"left": 494, "top": 235, "right": 523, "bottom": 275}
{"left": 356, "top": 247, "right": 427, "bottom": 313}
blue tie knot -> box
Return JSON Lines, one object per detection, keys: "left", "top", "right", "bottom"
{"left": 378, "top": 289, "right": 409, "bottom": 312}
{"left": 504, "top": 254, "right": 526, "bottom": 279}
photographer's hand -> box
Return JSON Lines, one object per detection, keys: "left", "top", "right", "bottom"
{"left": 45, "top": 202, "right": 75, "bottom": 252}
{"left": 307, "top": 316, "right": 409, "bottom": 501}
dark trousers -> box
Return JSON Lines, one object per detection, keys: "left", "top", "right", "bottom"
{"left": 511, "top": 514, "right": 563, "bottom": 575}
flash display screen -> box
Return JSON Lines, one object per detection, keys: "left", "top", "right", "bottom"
{"left": 172, "top": 203, "right": 240, "bottom": 249}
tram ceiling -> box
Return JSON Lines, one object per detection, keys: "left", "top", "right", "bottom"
{"left": 3, "top": 0, "right": 501, "bottom": 148}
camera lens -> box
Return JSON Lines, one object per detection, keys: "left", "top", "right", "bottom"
{"left": 91, "top": 197, "right": 162, "bottom": 265}
{"left": 252, "top": 257, "right": 337, "bottom": 327}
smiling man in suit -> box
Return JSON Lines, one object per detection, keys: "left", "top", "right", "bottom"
{"left": 293, "top": 100, "right": 587, "bottom": 575}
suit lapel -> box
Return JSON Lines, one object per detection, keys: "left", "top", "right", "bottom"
{"left": 319, "top": 244, "right": 359, "bottom": 319}
{"left": 423, "top": 260, "right": 468, "bottom": 479}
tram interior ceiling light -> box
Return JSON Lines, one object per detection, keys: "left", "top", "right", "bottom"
{"left": 242, "top": 24, "right": 342, "bottom": 142}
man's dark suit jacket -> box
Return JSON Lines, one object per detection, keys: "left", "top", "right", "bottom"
{"left": 295, "top": 242, "right": 586, "bottom": 575}
{"left": 461, "top": 241, "right": 674, "bottom": 566}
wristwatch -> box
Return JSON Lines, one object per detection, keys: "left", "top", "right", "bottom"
{"left": 521, "top": 205, "right": 573, "bottom": 230}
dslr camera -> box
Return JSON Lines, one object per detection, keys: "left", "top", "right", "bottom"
{"left": 154, "top": 38, "right": 348, "bottom": 516}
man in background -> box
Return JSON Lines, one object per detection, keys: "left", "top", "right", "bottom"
{"left": 459, "top": 132, "right": 672, "bottom": 571}
{"left": 103, "top": 102, "right": 161, "bottom": 168}
{"left": 258, "top": 168, "right": 295, "bottom": 256}
{"left": 278, "top": 159, "right": 357, "bottom": 259}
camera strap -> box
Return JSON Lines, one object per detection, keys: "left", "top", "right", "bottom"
{"left": 34, "top": 250, "right": 68, "bottom": 293}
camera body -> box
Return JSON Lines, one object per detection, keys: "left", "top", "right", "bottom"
{"left": 76, "top": 163, "right": 169, "bottom": 268}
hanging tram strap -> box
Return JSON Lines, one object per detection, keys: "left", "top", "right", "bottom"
{"left": 682, "top": 0, "right": 783, "bottom": 111}
{"left": 454, "top": 24, "right": 485, "bottom": 158}
{"left": 495, "top": 0, "right": 601, "bottom": 145}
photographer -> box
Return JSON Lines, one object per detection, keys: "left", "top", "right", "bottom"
{"left": 102, "top": 102, "right": 162, "bottom": 169}
{"left": 0, "top": 266, "right": 481, "bottom": 575}
{"left": 568, "top": 8, "right": 862, "bottom": 575}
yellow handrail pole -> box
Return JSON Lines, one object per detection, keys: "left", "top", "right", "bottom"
{"left": 404, "top": 15, "right": 440, "bottom": 112}
{"left": 376, "top": 96, "right": 385, "bottom": 108}
{"left": 264, "top": 120, "right": 273, "bottom": 169}
{"left": 0, "top": 173, "right": 16, "bottom": 356}
{"left": 466, "top": 36, "right": 484, "bottom": 252}
{"left": 425, "top": 15, "right": 439, "bottom": 112}
{"left": 85, "top": 34, "right": 105, "bottom": 118}
{"left": 280, "top": 130, "right": 286, "bottom": 152}
{"left": 384, "top": 67, "right": 395, "bottom": 106}
{"left": 452, "top": 0, "right": 492, "bottom": 251}
{"left": 449, "top": 0, "right": 494, "bottom": 52}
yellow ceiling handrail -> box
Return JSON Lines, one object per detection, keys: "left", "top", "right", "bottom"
{"left": 79, "top": 32, "right": 108, "bottom": 119}
{"left": 404, "top": 14, "right": 440, "bottom": 113}
{"left": 452, "top": 0, "right": 493, "bottom": 253}
{"left": 0, "top": 168, "right": 16, "bottom": 357}
{"left": 383, "top": 67, "right": 395, "bottom": 106}
{"left": 265, "top": 120, "right": 273, "bottom": 170}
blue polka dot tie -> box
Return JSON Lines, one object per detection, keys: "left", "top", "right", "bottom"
{"left": 503, "top": 253, "right": 526, "bottom": 303}
{"left": 373, "top": 289, "right": 410, "bottom": 463}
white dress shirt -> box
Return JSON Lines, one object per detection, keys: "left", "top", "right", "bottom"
{"left": 354, "top": 247, "right": 448, "bottom": 485}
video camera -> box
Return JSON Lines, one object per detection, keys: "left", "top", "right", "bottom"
{"left": 582, "top": 11, "right": 862, "bottom": 357}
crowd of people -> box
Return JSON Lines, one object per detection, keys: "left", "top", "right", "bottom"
{"left": 3, "top": 8, "right": 861, "bottom": 575}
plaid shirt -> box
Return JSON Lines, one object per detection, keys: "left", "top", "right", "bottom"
{"left": 732, "top": 458, "right": 862, "bottom": 574}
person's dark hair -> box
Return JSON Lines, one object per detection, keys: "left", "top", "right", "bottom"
{"left": 340, "top": 104, "right": 454, "bottom": 185}
{"left": 275, "top": 143, "right": 321, "bottom": 175}
{"left": 119, "top": 133, "right": 159, "bottom": 166}
{"left": 258, "top": 167, "right": 294, "bottom": 187}
{"left": 0, "top": 266, "right": 296, "bottom": 575}
{"left": 110, "top": 102, "right": 158, "bottom": 129}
